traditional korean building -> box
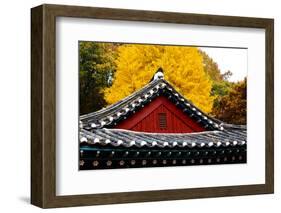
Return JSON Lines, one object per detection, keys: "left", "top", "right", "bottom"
{"left": 79, "top": 68, "right": 247, "bottom": 170}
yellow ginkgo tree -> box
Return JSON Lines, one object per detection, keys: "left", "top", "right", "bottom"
{"left": 104, "top": 44, "right": 214, "bottom": 113}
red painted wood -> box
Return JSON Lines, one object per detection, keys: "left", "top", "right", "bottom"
{"left": 115, "top": 96, "right": 205, "bottom": 133}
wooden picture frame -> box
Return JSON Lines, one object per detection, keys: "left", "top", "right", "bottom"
{"left": 31, "top": 4, "right": 274, "bottom": 208}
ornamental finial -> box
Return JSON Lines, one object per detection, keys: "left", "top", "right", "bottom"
{"left": 153, "top": 67, "right": 164, "bottom": 81}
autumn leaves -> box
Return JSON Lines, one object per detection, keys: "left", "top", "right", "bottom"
{"left": 79, "top": 42, "right": 246, "bottom": 124}
{"left": 104, "top": 44, "right": 214, "bottom": 113}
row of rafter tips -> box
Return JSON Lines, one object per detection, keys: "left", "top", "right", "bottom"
{"left": 80, "top": 147, "right": 246, "bottom": 159}
{"left": 79, "top": 154, "right": 246, "bottom": 170}
{"left": 79, "top": 145, "right": 246, "bottom": 170}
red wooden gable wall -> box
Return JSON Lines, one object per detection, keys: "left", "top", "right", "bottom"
{"left": 115, "top": 96, "right": 205, "bottom": 133}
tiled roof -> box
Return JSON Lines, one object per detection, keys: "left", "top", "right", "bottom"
{"left": 80, "top": 124, "right": 246, "bottom": 149}
{"left": 79, "top": 124, "right": 246, "bottom": 169}
{"left": 81, "top": 78, "right": 224, "bottom": 131}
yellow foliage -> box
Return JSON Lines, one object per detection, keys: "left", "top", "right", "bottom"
{"left": 104, "top": 44, "right": 214, "bottom": 113}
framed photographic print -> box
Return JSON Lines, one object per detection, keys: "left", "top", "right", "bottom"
{"left": 31, "top": 4, "right": 274, "bottom": 208}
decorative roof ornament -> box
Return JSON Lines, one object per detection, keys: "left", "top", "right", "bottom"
{"left": 152, "top": 67, "right": 164, "bottom": 81}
